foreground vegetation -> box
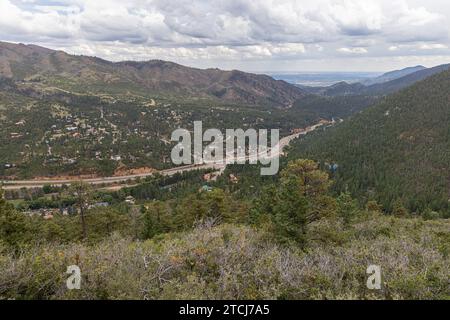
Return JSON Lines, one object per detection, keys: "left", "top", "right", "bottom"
{"left": 290, "top": 69, "right": 450, "bottom": 215}
{"left": 0, "top": 160, "right": 448, "bottom": 300}
{"left": 1, "top": 216, "right": 448, "bottom": 300}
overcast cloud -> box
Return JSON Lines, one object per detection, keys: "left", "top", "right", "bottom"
{"left": 1, "top": 0, "right": 450, "bottom": 71}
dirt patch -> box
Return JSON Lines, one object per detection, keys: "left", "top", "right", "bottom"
{"left": 31, "top": 174, "right": 99, "bottom": 181}
{"left": 101, "top": 184, "right": 138, "bottom": 191}
{"left": 113, "top": 165, "right": 156, "bottom": 177}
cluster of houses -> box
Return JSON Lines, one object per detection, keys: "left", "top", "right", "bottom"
{"left": 290, "top": 119, "right": 336, "bottom": 135}
{"left": 9, "top": 120, "right": 27, "bottom": 139}
{"left": 37, "top": 114, "right": 125, "bottom": 163}
{"left": 290, "top": 128, "right": 304, "bottom": 134}
{"left": 202, "top": 171, "right": 239, "bottom": 184}
{"left": 24, "top": 207, "right": 75, "bottom": 219}
{"left": 23, "top": 201, "right": 112, "bottom": 219}
{"left": 200, "top": 172, "right": 239, "bottom": 193}
{"left": 202, "top": 172, "right": 220, "bottom": 182}
{"left": 21, "top": 196, "right": 138, "bottom": 220}
{"left": 35, "top": 110, "right": 172, "bottom": 166}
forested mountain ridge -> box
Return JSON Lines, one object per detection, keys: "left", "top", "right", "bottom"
{"left": 0, "top": 41, "right": 307, "bottom": 108}
{"left": 361, "top": 65, "right": 426, "bottom": 86}
{"left": 364, "top": 63, "right": 450, "bottom": 95}
{"left": 303, "top": 64, "right": 450, "bottom": 97}
{"left": 289, "top": 68, "right": 450, "bottom": 215}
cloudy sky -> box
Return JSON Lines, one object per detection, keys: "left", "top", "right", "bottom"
{"left": 1, "top": 0, "right": 450, "bottom": 72}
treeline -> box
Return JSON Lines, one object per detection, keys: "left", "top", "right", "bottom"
{"left": 0, "top": 183, "right": 248, "bottom": 247}
{"left": 1, "top": 159, "right": 444, "bottom": 249}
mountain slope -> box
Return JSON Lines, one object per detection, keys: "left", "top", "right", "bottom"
{"left": 361, "top": 65, "right": 426, "bottom": 86}
{"left": 0, "top": 41, "right": 306, "bottom": 108}
{"left": 292, "top": 94, "right": 379, "bottom": 122}
{"left": 364, "top": 63, "right": 450, "bottom": 95}
{"left": 289, "top": 69, "right": 450, "bottom": 215}
{"left": 304, "top": 64, "right": 450, "bottom": 97}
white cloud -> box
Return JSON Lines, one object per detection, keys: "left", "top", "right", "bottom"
{"left": 337, "top": 47, "right": 368, "bottom": 54}
{"left": 419, "top": 43, "right": 448, "bottom": 50}
{"left": 0, "top": 0, "right": 449, "bottom": 71}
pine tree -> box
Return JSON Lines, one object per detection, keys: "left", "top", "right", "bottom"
{"left": 0, "top": 188, "right": 30, "bottom": 248}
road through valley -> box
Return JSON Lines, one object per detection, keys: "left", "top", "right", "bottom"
{"left": 1, "top": 122, "right": 328, "bottom": 190}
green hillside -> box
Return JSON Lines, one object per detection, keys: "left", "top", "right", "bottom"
{"left": 289, "top": 69, "right": 450, "bottom": 215}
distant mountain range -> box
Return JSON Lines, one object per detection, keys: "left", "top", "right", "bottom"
{"left": 0, "top": 41, "right": 306, "bottom": 108}
{"left": 361, "top": 65, "right": 426, "bottom": 86}
{"left": 301, "top": 64, "right": 450, "bottom": 96}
